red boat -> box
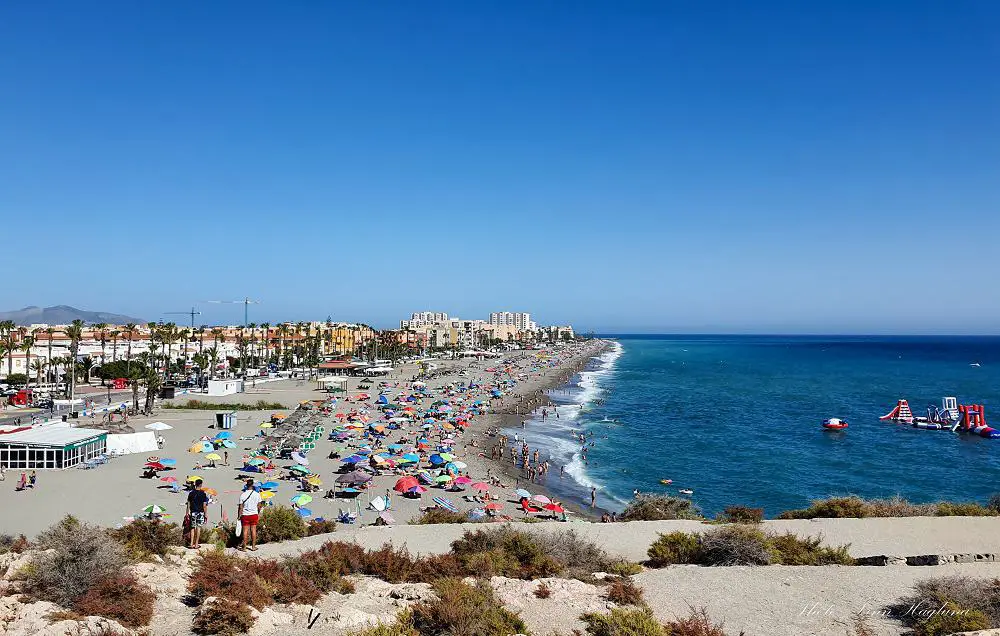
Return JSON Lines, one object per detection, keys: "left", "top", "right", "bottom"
{"left": 822, "top": 418, "right": 848, "bottom": 430}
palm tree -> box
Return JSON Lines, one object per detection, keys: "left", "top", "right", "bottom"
{"left": 44, "top": 327, "right": 56, "bottom": 381}
{"left": 260, "top": 323, "right": 271, "bottom": 365}
{"left": 20, "top": 335, "right": 34, "bottom": 386}
{"left": 93, "top": 323, "right": 109, "bottom": 367}
{"left": 110, "top": 329, "right": 120, "bottom": 362}
{"left": 277, "top": 324, "right": 290, "bottom": 370}
{"left": 246, "top": 323, "right": 257, "bottom": 368}
{"left": 196, "top": 325, "right": 207, "bottom": 354}
{"left": 124, "top": 323, "right": 137, "bottom": 363}
{"left": 206, "top": 346, "right": 219, "bottom": 380}
{"left": 64, "top": 320, "right": 85, "bottom": 401}
{"left": 0, "top": 320, "right": 15, "bottom": 378}
{"left": 30, "top": 358, "right": 45, "bottom": 385}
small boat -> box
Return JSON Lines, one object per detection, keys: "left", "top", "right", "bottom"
{"left": 659, "top": 479, "right": 673, "bottom": 485}
{"left": 822, "top": 418, "right": 848, "bottom": 430}
{"left": 678, "top": 488, "right": 694, "bottom": 495}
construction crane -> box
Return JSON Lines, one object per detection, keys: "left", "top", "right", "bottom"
{"left": 164, "top": 307, "right": 202, "bottom": 329}
{"left": 205, "top": 298, "right": 260, "bottom": 327}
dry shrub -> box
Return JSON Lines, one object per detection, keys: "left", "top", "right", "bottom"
{"left": 111, "top": 518, "right": 184, "bottom": 560}
{"left": 717, "top": 506, "right": 763, "bottom": 524}
{"left": 582, "top": 606, "right": 666, "bottom": 635}
{"left": 245, "top": 559, "right": 322, "bottom": 606}
{"left": 648, "top": 532, "right": 702, "bottom": 567}
{"left": 284, "top": 549, "right": 353, "bottom": 595}
{"left": 864, "top": 496, "right": 929, "bottom": 517}
{"left": 606, "top": 577, "right": 645, "bottom": 606}
{"left": 306, "top": 518, "right": 339, "bottom": 536}
{"left": 535, "top": 530, "right": 614, "bottom": 579}
{"left": 934, "top": 501, "right": 996, "bottom": 517}
{"left": 192, "top": 598, "right": 256, "bottom": 635}
{"left": 412, "top": 552, "right": 467, "bottom": 581}
{"left": 767, "top": 533, "right": 853, "bottom": 566}
{"left": 28, "top": 516, "right": 129, "bottom": 606}
{"left": 913, "top": 602, "right": 990, "bottom": 635}
{"left": 187, "top": 550, "right": 272, "bottom": 609}
{"left": 0, "top": 534, "right": 29, "bottom": 554}
{"left": 698, "top": 526, "right": 773, "bottom": 566}
{"left": 775, "top": 496, "right": 997, "bottom": 519}
{"left": 315, "top": 541, "right": 367, "bottom": 575}
{"left": 72, "top": 572, "right": 155, "bottom": 628}
{"left": 663, "top": 607, "right": 731, "bottom": 635}
{"left": 534, "top": 581, "right": 552, "bottom": 599}
{"left": 777, "top": 497, "right": 870, "bottom": 519}
{"left": 411, "top": 578, "right": 527, "bottom": 636}
{"left": 362, "top": 545, "right": 423, "bottom": 583}
{"left": 620, "top": 495, "right": 702, "bottom": 521}
{"left": 410, "top": 509, "right": 469, "bottom": 524}
{"left": 893, "top": 575, "right": 1000, "bottom": 631}
{"left": 257, "top": 506, "right": 307, "bottom": 543}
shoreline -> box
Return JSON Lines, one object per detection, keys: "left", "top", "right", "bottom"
{"left": 464, "top": 339, "right": 614, "bottom": 520}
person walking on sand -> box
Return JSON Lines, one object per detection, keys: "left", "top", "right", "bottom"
{"left": 29, "top": 471, "right": 36, "bottom": 489}
{"left": 238, "top": 479, "right": 263, "bottom": 551}
{"left": 185, "top": 478, "right": 209, "bottom": 549}
{"left": 0, "top": 464, "right": 5, "bottom": 481}
{"left": 590, "top": 486, "right": 597, "bottom": 508}
{"left": 15, "top": 472, "right": 26, "bottom": 492}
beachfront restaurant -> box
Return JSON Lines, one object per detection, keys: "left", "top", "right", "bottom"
{"left": 0, "top": 427, "right": 108, "bottom": 470}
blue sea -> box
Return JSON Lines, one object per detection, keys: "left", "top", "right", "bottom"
{"left": 509, "top": 335, "right": 1000, "bottom": 517}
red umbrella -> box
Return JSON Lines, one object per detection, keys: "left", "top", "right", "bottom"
{"left": 544, "top": 503, "right": 565, "bottom": 513}
{"left": 485, "top": 502, "right": 503, "bottom": 510}
{"left": 145, "top": 462, "right": 165, "bottom": 470}
{"left": 471, "top": 482, "right": 490, "bottom": 491}
{"left": 160, "top": 476, "right": 177, "bottom": 483}
{"left": 394, "top": 476, "right": 420, "bottom": 493}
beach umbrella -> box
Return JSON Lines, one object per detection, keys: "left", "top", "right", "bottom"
{"left": 213, "top": 431, "right": 232, "bottom": 440}
{"left": 260, "top": 422, "right": 273, "bottom": 429}
{"left": 341, "top": 455, "right": 366, "bottom": 464}
{"left": 417, "top": 471, "right": 434, "bottom": 485}
{"left": 307, "top": 476, "right": 323, "bottom": 486}
{"left": 428, "top": 454, "right": 445, "bottom": 465}
{"left": 514, "top": 488, "right": 531, "bottom": 499}
{"left": 544, "top": 503, "right": 565, "bottom": 513}
{"left": 145, "top": 422, "right": 172, "bottom": 431}
{"left": 204, "top": 453, "right": 222, "bottom": 461}
{"left": 533, "top": 494, "right": 551, "bottom": 504}
{"left": 296, "top": 508, "right": 313, "bottom": 517}
{"left": 189, "top": 442, "right": 213, "bottom": 453}
{"left": 485, "top": 502, "right": 503, "bottom": 511}
{"left": 186, "top": 475, "right": 203, "bottom": 483}
{"left": 291, "top": 452, "right": 309, "bottom": 465}
{"left": 407, "top": 485, "right": 428, "bottom": 495}
{"left": 394, "top": 476, "right": 420, "bottom": 492}
{"left": 145, "top": 461, "right": 165, "bottom": 470}
{"left": 400, "top": 453, "right": 420, "bottom": 464}
{"left": 159, "top": 476, "right": 177, "bottom": 483}
{"left": 261, "top": 481, "right": 279, "bottom": 490}
{"left": 336, "top": 470, "right": 372, "bottom": 485}
{"left": 471, "top": 482, "right": 490, "bottom": 491}
{"left": 453, "top": 476, "right": 472, "bottom": 485}
{"left": 379, "top": 511, "right": 395, "bottom": 524}
{"left": 220, "top": 440, "right": 237, "bottom": 449}
{"left": 432, "top": 497, "right": 459, "bottom": 513}
{"left": 289, "top": 465, "right": 310, "bottom": 474}
{"left": 247, "top": 458, "right": 266, "bottom": 466}
{"left": 202, "top": 488, "right": 218, "bottom": 497}
{"left": 142, "top": 505, "right": 166, "bottom": 514}
{"left": 159, "top": 458, "right": 177, "bottom": 466}
{"left": 261, "top": 491, "right": 275, "bottom": 500}
{"left": 291, "top": 494, "right": 313, "bottom": 505}
{"left": 451, "top": 460, "right": 467, "bottom": 470}
{"left": 434, "top": 474, "right": 453, "bottom": 483}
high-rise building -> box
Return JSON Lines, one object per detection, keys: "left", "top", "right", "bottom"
{"left": 488, "top": 312, "right": 535, "bottom": 331}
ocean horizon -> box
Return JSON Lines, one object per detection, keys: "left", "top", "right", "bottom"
{"left": 508, "top": 334, "right": 1000, "bottom": 516}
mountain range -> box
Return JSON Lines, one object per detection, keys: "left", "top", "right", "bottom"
{"left": 0, "top": 305, "right": 145, "bottom": 326}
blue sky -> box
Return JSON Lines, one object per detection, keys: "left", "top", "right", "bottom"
{"left": 2, "top": 2, "right": 998, "bottom": 333}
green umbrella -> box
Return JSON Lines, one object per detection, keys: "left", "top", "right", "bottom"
{"left": 434, "top": 474, "right": 453, "bottom": 483}
{"left": 289, "top": 464, "right": 310, "bottom": 473}
{"left": 143, "top": 505, "right": 166, "bottom": 514}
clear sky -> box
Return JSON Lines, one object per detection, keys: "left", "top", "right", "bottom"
{"left": 2, "top": 2, "right": 998, "bottom": 333}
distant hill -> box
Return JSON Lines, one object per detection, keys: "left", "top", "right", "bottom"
{"left": 0, "top": 305, "right": 145, "bottom": 326}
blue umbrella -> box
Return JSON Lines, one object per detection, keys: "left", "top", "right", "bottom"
{"left": 428, "top": 454, "right": 445, "bottom": 465}
{"left": 214, "top": 432, "right": 232, "bottom": 440}
{"left": 342, "top": 455, "right": 366, "bottom": 464}
{"left": 388, "top": 444, "right": 404, "bottom": 451}
{"left": 261, "top": 481, "right": 279, "bottom": 490}
{"left": 220, "top": 440, "right": 237, "bottom": 449}
{"left": 296, "top": 508, "right": 313, "bottom": 517}
{"left": 515, "top": 488, "right": 531, "bottom": 499}
{"left": 401, "top": 453, "right": 420, "bottom": 463}
{"left": 159, "top": 458, "right": 177, "bottom": 466}
{"left": 418, "top": 471, "right": 434, "bottom": 484}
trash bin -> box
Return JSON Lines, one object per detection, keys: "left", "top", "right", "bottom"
{"left": 160, "top": 387, "right": 176, "bottom": 399}
{"left": 61, "top": 415, "right": 67, "bottom": 422}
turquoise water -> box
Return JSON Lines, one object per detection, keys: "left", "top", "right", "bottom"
{"left": 511, "top": 335, "right": 1000, "bottom": 516}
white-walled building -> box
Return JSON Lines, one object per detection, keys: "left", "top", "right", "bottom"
{"left": 488, "top": 312, "right": 536, "bottom": 331}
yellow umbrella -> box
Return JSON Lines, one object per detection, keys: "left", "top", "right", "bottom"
{"left": 306, "top": 476, "right": 323, "bottom": 486}
{"left": 189, "top": 443, "right": 205, "bottom": 453}
{"left": 186, "top": 475, "right": 203, "bottom": 483}
{"left": 260, "top": 422, "right": 273, "bottom": 429}
{"left": 261, "top": 491, "right": 275, "bottom": 500}
{"left": 205, "top": 453, "right": 222, "bottom": 461}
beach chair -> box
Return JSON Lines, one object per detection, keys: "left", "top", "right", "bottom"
{"left": 337, "top": 509, "right": 358, "bottom": 524}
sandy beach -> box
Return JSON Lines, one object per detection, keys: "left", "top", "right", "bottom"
{"left": 0, "top": 341, "right": 608, "bottom": 536}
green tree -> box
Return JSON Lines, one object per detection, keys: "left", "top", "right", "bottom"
{"left": 64, "top": 320, "right": 85, "bottom": 400}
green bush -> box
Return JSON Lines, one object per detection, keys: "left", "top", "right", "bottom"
{"left": 111, "top": 518, "right": 184, "bottom": 560}
{"left": 192, "top": 598, "right": 257, "bottom": 635}
{"left": 258, "top": 506, "right": 307, "bottom": 543}
{"left": 410, "top": 509, "right": 469, "bottom": 524}
{"left": 717, "top": 506, "right": 763, "bottom": 524}
{"left": 620, "top": 495, "right": 703, "bottom": 521}
{"left": 777, "top": 497, "right": 869, "bottom": 519}
{"left": 933, "top": 502, "right": 996, "bottom": 517}
{"left": 648, "top": 532, "right": 702, "bottom": 567}
{"left": 893, "top": 575, "right": 1000, "bottom": 630}
{"left": 534, "top": 530, "right": 614, "bottom": 580}
{"left": 410, "top": 578, "right": 528, "bottom": 636}
{"left": 164, "top": 399, "right": 287, "bottom": 411}
{"left": 767, "top": 533, "right": 854, "bottom": 566}
{"left": 913, "top": 602, "right": 990, "bottom": 636}
{"left": 450, "top": 526, "right": 561, "bottom": 579}
{"left": 582, "top": 606, "right": 666, "bottom": 636}
{"left": 608, "top": 560, "right": 644, "bottom": 577}
{"left": 345, "top": 610, "right": 417, "bottom": 636}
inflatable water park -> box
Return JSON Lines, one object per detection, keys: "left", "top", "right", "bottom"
{"left": 881, "top": 397, "right": 999, "bottom": 438}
